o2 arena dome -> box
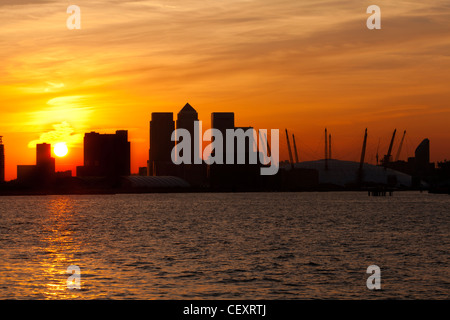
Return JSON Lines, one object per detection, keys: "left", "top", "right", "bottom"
{"left": 293, "top": 159, "right": 414, "bottom": 188}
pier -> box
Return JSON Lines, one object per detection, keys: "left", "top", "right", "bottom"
{"left": 367, "top": 188, "right": 394, "bottom": 196}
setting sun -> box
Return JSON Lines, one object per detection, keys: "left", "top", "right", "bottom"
{"left": 54, "top": 142, "right": 68, "bottom": 157}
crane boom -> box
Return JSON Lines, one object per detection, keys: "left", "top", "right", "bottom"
{"left": 395, "top": 130, "right": 406, "bottom": 162}
{"left": 358, "top": 128, "right": 368, "bottom": 184}
{"left": 329, "top": 134, "right": 332, "bottom": 160}
{"left": 292, "top": 134, "right": 299, "bottom": 164}
{"left": 383, "top": 129, "right": 397, "bottom": 165}
{"left": 359, "top": 128, "right": 368, "bottom": 171}
{"left": 262, "top": 132, "right": 271, "bottom": 157}
{"left": 325, "top": 128, "right": 328, "bottom": 170}
{"left": 285, "top": 129, "right": 294, "bottom": 167}
{"left": 376, "top": 138, "right": 380, "bottom": 165}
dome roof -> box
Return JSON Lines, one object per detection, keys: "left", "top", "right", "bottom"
{"left": 292, "top": 159, "right": 415, "bottom": 187}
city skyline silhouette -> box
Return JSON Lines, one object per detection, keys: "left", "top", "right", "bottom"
{"left": 0, "top": 1, "right": 449, "bottom": 304}
{"left": 1, "top": 1, "right": 450, "bottom": 182}
{"left": 1, "top": 102, "right": 448, "bottom": 195}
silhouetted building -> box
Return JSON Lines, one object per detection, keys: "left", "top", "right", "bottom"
{"left": 77, "top": 130, "right": 130, "bottom": 177}
{"left": 208, "top": 113, "right": 234, "bottom": 188}
{"left": 55, "top": 170, "right": 72, "bottom": 179}
{"left": 414, "top": 138, "right": 432, "bottom": 174}
{"left": 0, "top": 136, "right": 4, "bottom": 183}
{"left": 384, "top": 138, "right": 434, "bottom": 187}
{"left": 17, "top": 143, "right": 55, "bottom": 184}
{"left": 176, "top": 103, "right": 199, "bottom": 163}
{"left": 138, "top": 167, "right": 148, "bottom": 176}
{"left": 175, "top": 103, "right": 207, "bottom": 186}
{"left": 148, "top": 113, "right": 175, "bottom": 176}
{"left": 17, "top": 165, "right": 36, "bottom": 182}
{"left": 437, "top": 160, "right": 450, "bottom": 177}
{"left": 211, "top": 112, "right": 235, "bottom": 158}
{"left": 36, "top": 143, "right": 55, "bottom": 177}
{"left": 234, "top": 126, "right": 257, "bottom": 163}
{"left": 231, "top": 126, "right": 262, "bottom": 189}
{"left": 209, "top": 113, "right": 263, "bottom": 189}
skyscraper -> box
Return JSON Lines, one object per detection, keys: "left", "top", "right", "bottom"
{"left": 414, "top": 138, "right": 432, "bottom": 175}
{"left": 211, "top": 112, "right": 235, "bottom": 161}
{"left": 209, "top": 112, "right": 235, "bottom": 188}
{"left": 211, "top": 112, "right": 235, "bottom": 136}
{"left": 148, "top": 112, "right": 175, "bottom": 176}
{"left": 17, "top": 142, "right": 55, "bottom": 184}
{"left": 36, "top": 143, "right": 55, "bottom": 179}
{"left": 176, "top": 103, "right": 199, "bottom": 164}
{"left": 175, "top": 103, "right": 206, "bottom": 185}
{"left": 0, "top": 136, "right": 4, "bottom": 183}
{"left": 77, "top": 130, "right": 130, "bottom": 177}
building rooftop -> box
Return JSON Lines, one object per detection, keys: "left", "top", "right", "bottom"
{"left": 179, "top": 103, "right": 197, "bottom": 114}
{"left": 291, "top": 159, "right": 422, "bottom": 188}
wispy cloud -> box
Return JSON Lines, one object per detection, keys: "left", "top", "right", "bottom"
{"left": 0, "top": 0, "right": 449, "bottom": 172}
{"left": 28, "top": 121, "right": 83, "bottom": 148}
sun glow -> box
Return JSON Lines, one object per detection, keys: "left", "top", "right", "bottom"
{"left": 54, "top": 142, "right": 69, "bottom": 157}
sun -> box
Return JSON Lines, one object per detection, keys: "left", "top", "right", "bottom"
{"left": 54, "top": 142, "right": 69, "bottom": 157}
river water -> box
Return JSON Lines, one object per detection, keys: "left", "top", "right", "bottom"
{"left": 0, "top": 192, "right": 448, "bottom": 299}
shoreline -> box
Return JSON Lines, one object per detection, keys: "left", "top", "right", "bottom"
{"left": 0, "top": 187, "right": 434, "bottom": 197}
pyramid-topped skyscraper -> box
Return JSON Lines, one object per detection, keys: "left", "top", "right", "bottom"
{"left": 178, "top": 102, "right": 197, "bottom": 115}
{"left": 177, "top": 103, "right": 199, "bottom": 164}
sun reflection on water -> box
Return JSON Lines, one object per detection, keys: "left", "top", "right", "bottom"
{"left": 1, "top": 192, "right": 448, "bottom": 299}
{"left": 38, "top": 197, "right": 83, "bottom": 299}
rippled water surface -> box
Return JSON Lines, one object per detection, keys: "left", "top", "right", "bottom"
{"left": 0, "top": 192, "right": 449, "bottom": 299}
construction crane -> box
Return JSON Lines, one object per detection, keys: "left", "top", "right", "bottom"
{"left": 376, "top": 138, "right": 380, "bottom": 165}
{"left": 329, "top": 134, "right": 332, "bottom": 160}
{"left": 285, "top": 129, "right": 294, "bottom": 168}
{"left": 395, "top": 130, "right": 406, "bottom": 162}
{"left": 325, "top": 128, "right": 328, "bottom": 170}
{"left": 0, "top": 136, "right": 4, "bottom": 183}
{"left": 292, "top": 134, "right": 299, "bottom": 164}
{"left": 382, "top": 129, "right": 397, "bottom": 166}
{"left": 261, "top": 131, "right": 271, "bottom": 157}
{"left": 264, "top": 132, "right": 271, "bottom": 157}
{"left": 358, "top": 128, "right": 368, "bottom": 183}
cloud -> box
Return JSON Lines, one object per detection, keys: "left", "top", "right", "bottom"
{"left": 45, "top": 82, "right": 65, "bottom": 92}
{"left": 28, "top": 121, "right": 83, "bottom": 148}
{"left": 1, "top": 0, "right": 449, "bottom": 164}
{"left": 0, "top": 0, "right": 56, "bottom": 6}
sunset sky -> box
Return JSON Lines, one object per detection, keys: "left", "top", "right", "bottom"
{"left": 1, "top": 0, "right": 449, "bottom": 180}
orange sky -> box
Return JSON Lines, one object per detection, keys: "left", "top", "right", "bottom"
{"left": 1, "top": 0, "right": 449, "bottom": 181}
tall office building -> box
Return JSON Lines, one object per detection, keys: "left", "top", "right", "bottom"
{"left": 77, "top": 130, "right": 130, "bottom": 177}
{"left": 176, "top": 103, "right": 199, "bottom": 164}
{"left": 36, "top": 143, "right": 55, "bottom": 178}
{"left": 211, "top": 112, "right": 234, "bottom": 135}
{"left": 211, "top": 112, "right": 235, "bottom": 161}
{"left": 414, "top": 138, "right": 432, "bottom": 175}
{"left": 415, "top": 139, "right": 430, "bottom": 167}
{"left": 209, "top": 113, "right": 235, "bottom": 188}
{"left": 175, "top": 103, "right": 207, "bottom": 185}
{"left": 234, "top": 126, "right": 256, "bottom": 163}
{"left": 209, "top": 113, "right": 261, "bottom": 189}
{"left": 0, "top": 136, "right": 4, "bottom": 183}
{"left": 148, "top": 112, "right": 175, "bottom": 176}
{"left": 17, "top": 142, "right": 55, "bottom": 184}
